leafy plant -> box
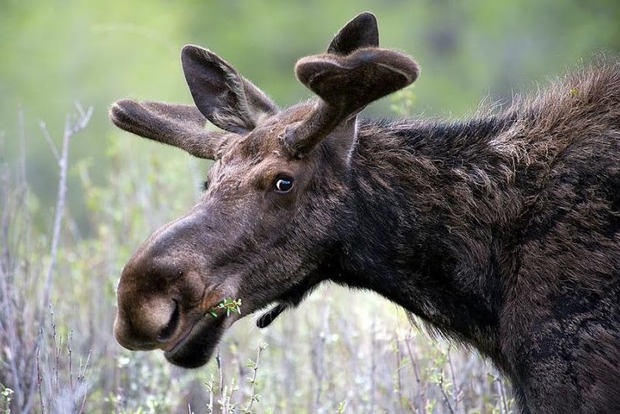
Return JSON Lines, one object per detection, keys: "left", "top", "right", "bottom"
{"left": 1, "top": 386, "right": 14, "bottom": 414}
{"left": 209, "top": 298, "right": 243, "bottom": 318}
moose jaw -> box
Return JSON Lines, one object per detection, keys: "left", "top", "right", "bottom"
{"left": 110, "top": 12, "right": 620, "bottom": 414}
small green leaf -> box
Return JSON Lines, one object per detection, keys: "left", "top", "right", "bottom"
{"left": 208, "top": 298, "right": 242, "bottom": 318}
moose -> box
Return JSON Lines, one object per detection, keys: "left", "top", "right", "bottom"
{"left": 109, "top": 12, "right": 620, "bottom": 413}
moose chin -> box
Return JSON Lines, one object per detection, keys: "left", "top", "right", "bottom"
{"left": 110, "top": 12, "right": 620, "bottom": 414}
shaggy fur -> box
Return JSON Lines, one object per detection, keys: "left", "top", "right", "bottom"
{"left": 338, "top": 64, "right": 620, "bottom": 412}
{"left": 110, "top": 13, "right": 620, "bottom": 413}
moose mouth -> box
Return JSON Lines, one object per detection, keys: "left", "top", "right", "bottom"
{"left": 162, "top": 300, "right": 236, "bottom": 368}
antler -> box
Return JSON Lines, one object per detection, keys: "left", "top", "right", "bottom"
{"left": 282, "top": 48, "right": 419, "bottom": 158}
{"left": 327, "top": 12, "right": 379, "bottom": 55}
{"left": 110, "top": 100, "right": 226, "bottom": 159}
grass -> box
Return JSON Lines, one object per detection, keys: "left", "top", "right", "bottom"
{"left": 0, "top": 104, "right": 514, "bottom": 413}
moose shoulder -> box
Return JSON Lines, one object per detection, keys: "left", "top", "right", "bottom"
{"left": 109, "top": 12, "right": 620, "bottom": 413}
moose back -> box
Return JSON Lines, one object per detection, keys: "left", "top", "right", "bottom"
{"left": 110, "top": 12, "right": 620, "bottom": 413}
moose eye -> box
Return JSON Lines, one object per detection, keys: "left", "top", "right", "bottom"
{"left": 274, "top": 176, "right": 294, "bottom": 193}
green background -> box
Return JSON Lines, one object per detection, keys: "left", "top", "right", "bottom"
{"left": 2, "top": 0, "right": 619, "bottom": 230}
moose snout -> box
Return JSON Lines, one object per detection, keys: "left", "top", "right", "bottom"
{"left": 114, "top": 295, "right": 179, "bottom": 351}
{"left": 113, "top": 213, "right": 209, "bottom": 351}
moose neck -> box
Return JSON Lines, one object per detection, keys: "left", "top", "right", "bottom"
{"left": 335, "top": 116, "right": 525, "bottom": 362}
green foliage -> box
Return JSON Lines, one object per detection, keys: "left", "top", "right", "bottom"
{"left": 1, "top": 0, "right": 618, "bottom": 234}
{"left": 390, "top": 85, "right": 417, "bottom": 118}
{"left": 1, "top": 386, "right": 14, "bottom": 414}
{"left": 210, "top": 298, "right": 243, "bottom": 318}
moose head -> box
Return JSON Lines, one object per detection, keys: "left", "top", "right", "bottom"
{"left": 110, "top": 12, "right": 419, "bottom": 368}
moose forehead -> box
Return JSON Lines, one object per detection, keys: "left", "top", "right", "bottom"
{"left": 208, "top": 103, "right": 314, "bottom": 185}
{"left": 219, "top": 103, "right": 314, "bottom": 164}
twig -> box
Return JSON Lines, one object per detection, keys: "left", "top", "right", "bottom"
{"left": 393, "top": 334, "right": 404, "bottom": 414}
{"left": 494, "top": 371, "right": 510, "bottom": 414}
{"left": 243, "top": 342, "right": 266, "bottom": 413}
{"left": 36, "top": 343, "right": 45, "bottom": 414}
{"left": 41, "top": 104, "right": 93, "bottom": 314}
{"left": 216, "top": 348, "right": 225, "bottom": 412}
{"left": 0, "top": 263, "right": 25, "bottom": 411}
{"left": 369, "top": 317, "right": 377, "bottom": 414}
{"left": 0, "top": 122, "right": 36, "bottom": 413}
{"left": 437, "top": 375, "right": 455, "bottom": 414}
{"left": 77, "top": 352, "right": 91, "bottom": 414}
{"left": 39, "top": 122, "right": 60, "bottom": 162}
{"left": 311, "top": 303, "right": 329, "bottom": 413}
{"left": 404, "top": 329, "right": 426, "bottom": 413}
{"left": 446, "top": 346, "right": 462, "bottom": 411}
{"left": 206, "top": 374, "right": 215, "bottom": 414}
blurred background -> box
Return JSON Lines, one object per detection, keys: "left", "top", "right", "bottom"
{"left": 1, "top": 1, "right": 619, "bottom": 413}
{"left": 2, "top": 0, "right": 619, "bottom": 234}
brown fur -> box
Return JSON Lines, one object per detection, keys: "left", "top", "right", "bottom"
{"left": 109, "top": 13, "right": 620, "bottom": 413}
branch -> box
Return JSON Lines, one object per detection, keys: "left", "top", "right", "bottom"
{"left": 41, "top": 104, "right": 93, "bottom": 314}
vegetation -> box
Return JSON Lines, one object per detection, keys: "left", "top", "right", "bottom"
{"left": 210, "top": 299, "right": 243, "bottom": 318}
{"left": 1, "top": 1, "right": 618, "bottom": 413}
{"left": 1, "top": 100, "right": 514, "bottom": 414}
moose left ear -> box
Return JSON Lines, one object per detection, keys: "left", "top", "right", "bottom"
{"left": 283, "top": 48, "right": 419, "bottom": 157}
{"left": 181, "top": 45, "right": 278, "bottom": 134}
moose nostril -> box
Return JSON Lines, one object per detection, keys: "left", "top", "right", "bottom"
{"left": 157, "top": 300, "right": 180, "bottom": 342}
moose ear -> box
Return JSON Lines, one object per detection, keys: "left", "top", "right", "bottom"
{"left": 181, "top": 45, "right": 278, "bottom": 134}
{"left": 110, "top": 100, "right": 226, "bottom": 159}
{"left": 283, "top": 48, "right": 419, "bottom": 157}
{"left": 327, "top": 12, "right": 379, "bottom": 55}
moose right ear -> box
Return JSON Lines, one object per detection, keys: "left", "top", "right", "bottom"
{"left": 110, "top": 100, "right": 226, "bottom": 159}
{"left": 181, "top": 45, "right": 278, "bottom": 134}
{"left": 327, "top": 12, "right": 379, "bottom": 55}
